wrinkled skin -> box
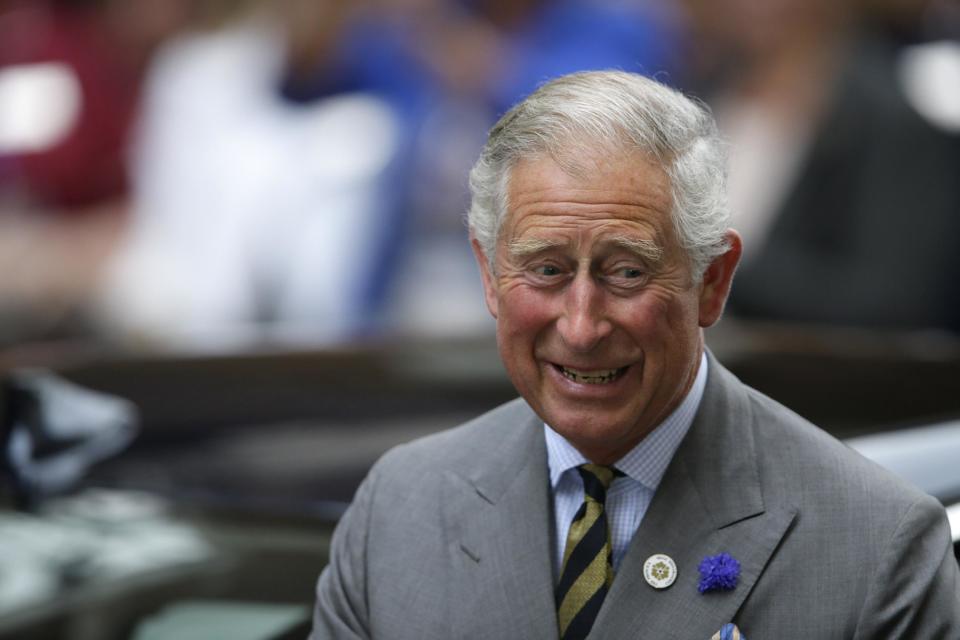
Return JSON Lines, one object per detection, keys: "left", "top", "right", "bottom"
{"left": 472, "top": 151, "right": 742, "bottom": 463}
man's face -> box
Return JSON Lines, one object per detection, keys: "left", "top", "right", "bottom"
{"left": 473, "top": 150, "right": 739, "bottom": 464}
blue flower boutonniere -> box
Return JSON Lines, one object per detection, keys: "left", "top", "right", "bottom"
{"left": 698, "top": 553, "right": 740, "bottom": 593}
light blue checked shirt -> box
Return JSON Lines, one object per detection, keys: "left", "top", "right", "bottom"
{"left": 545, "top": 353, "right": 708, "bottom": 576}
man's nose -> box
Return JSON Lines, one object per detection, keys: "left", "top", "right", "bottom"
{"left": 556, "top": 273, "right": 613, "bottom": 352}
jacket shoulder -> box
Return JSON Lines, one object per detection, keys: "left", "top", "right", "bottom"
{"left": 744, "top": 383, "right": 933, "bottom": 509}
{"left": 736, "top": 378, "right": 949, "bottom": 601}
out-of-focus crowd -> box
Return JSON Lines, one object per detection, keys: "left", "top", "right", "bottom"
{"left": 1, "top": 0, "right": 958, "bottom": 352}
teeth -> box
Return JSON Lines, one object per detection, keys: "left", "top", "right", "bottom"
{"left": 559, "top": 366, "right": 624, "bottom": 384}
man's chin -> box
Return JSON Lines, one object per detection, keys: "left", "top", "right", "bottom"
{"left": 541, "top": 408, "right": 644, "bottom": 458}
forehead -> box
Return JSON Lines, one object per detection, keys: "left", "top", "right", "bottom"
{"left": 503, "top": 150, "right": 675, "bottom": 246}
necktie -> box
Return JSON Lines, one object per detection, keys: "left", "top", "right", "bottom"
{"left": 556, "top": 464, "right": 618, "bottom": 640}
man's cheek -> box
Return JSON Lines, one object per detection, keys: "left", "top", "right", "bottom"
{"left": 500, "top": 294, "right": 555, "bottom": 334}
{"left": 623, "top": 293, "right": 672, "bottom": 333}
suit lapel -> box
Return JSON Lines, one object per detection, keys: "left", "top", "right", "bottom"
{"left": 593, "top": 354, "right": 798, "bottom": 639}
{"left": 443, "top": 408, "right": 559, "bottom": 639}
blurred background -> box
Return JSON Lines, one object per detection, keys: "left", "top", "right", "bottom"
{"left": 0, "top": 0, "right": 958, "bottom": 638}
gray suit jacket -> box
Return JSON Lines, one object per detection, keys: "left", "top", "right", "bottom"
{"left": 311, "top": 356, "right": 960, "bottom": 638}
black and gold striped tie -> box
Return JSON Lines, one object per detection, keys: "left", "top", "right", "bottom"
{"left": 556, "top": 464, "right": 618, "bottom": 640}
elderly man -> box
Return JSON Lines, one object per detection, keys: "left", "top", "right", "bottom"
{"left": 311, "top": 71, "right": 960, "bottom": 639}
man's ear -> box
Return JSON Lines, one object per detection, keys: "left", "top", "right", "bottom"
{"left": 470, "top": 236, "right": 499, "bottom": 319}
{"left": 698, "top": 230, "right": 742, "bottom": 328}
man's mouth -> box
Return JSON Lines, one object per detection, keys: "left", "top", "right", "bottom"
{"left": 554, "top": 364, "right": 628, "bottom": 385}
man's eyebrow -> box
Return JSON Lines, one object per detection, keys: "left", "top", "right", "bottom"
{"left": 506, "top": 236, "right": 564, "bottom": 257}
{"left": 607, "top": 235, "right": 664, "bottom": 264}
{"left": 506, "top": 235, "right": 664, "bottom": 263}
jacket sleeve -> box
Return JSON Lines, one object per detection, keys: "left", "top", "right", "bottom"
{"left": 310, "top": 463, "right": 380, "bottom": 640}
{"left": 854, "top": 494, "right": 960, "bottom": 638}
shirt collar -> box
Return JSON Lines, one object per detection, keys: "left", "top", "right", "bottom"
{"left": 545, "top": 352, "right": 708, "bottom": 491}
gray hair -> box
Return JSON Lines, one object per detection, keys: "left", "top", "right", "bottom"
{"left": 467, "top": 70, "right": 730, "bottom": 279}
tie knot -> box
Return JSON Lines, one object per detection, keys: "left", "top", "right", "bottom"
{"left": 578, "top": 464, "right": 618, "bottom": 503}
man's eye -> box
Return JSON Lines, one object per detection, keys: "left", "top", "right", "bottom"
{"left": 612, "top": 266, "right": 646, "bottom": 279}
{"left": 534, "top": 265, "right": 561, "bottom": 277}
{"left": 606, "top": 265, "right": 649, "bottom": 288}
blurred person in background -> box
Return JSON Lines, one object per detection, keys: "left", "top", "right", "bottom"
{"left": 0, "top": 0, "right": 414, "bottom": 351}
{"left": 680, "top": 0, "right": 960, "bottom": 332}
{"left": 93, "top": 0, "right": 408, "bottom": 348}
{"left": 0, "top": 0, "right": 190, "bottom": 346}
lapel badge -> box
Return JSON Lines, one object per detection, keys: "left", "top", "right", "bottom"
{"left": 643, "top": 553, "right": 677, "bottom": 589}
{"left": 698, "top": 552, "right": 740, "bottom": 593}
